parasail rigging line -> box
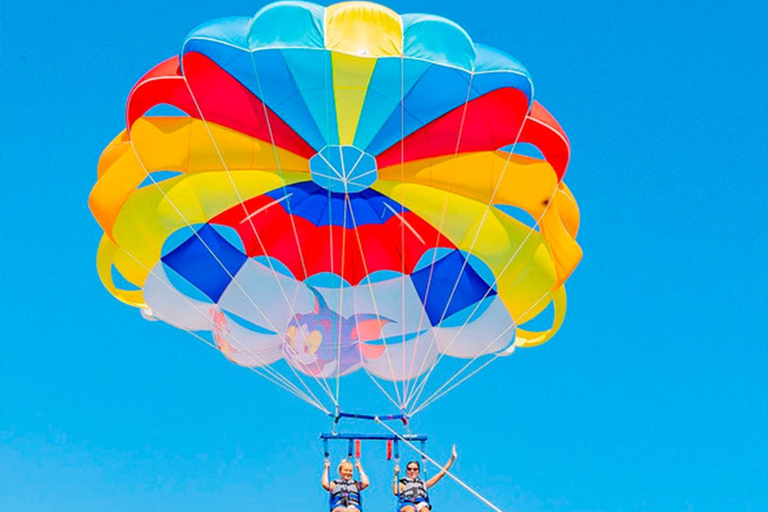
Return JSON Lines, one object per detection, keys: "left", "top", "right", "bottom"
{"left": 177, "top": 60, "right": 341, "bottom": 408}
{"left": 406, "top": 174, "right": 561, "bottom": 416}
{"left": 400, "top": 69, "right": 478, "bottom": 406}
{"left": 344, "top": 192, "right": 406, "bottom": 408}
{"left": 404, "top": 89, "right": 541, "bottom": 413}
{"left": 398, "top": 53, "right": 407, "bottom": 410}
{"left": 126, "top": 126, "right": 337, "bottom": 415}
{"left": 244, "top": 55, "right": 346, "bottom": 403}
{"left": 241, "top": 48, "right": 344, "bottom": 402}
{"left": 110, "top": 160, "right": 318, "bottom": 406}
{"left": 116, "top": 241, "right": 328, "bottom": 413}
{"left": 153, "top": 310, "right": 327, "bottom": 413}
{"left": 411, "top": 288, "right": 553, "bottom": 417}
{"left": 125, "top": 137, "right": 332, "bottom": 412}
{"left": 334, "top": 185, "right": 349, "bottom": 405}
{"left": 375, "top": 418, "right": 506, "bottom": 512}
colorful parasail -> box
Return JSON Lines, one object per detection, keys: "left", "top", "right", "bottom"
{"left": 89, "top": 0, "right": 582, "bottom": 416}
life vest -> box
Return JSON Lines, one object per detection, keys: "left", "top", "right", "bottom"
{"left": 398, "top": 477, "right": 429, "bottom": 504}
{"left": 330, "top": 478, "right": 361, "bottom": 508}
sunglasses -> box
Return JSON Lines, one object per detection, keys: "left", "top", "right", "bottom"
{"left": 407, "top": 467, "right": 419, "bottom": 471}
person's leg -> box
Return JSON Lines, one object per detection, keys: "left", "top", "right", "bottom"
{"left": 400, "top": 505, "right": 417, "bottom": 512}
{"left": 332, "top": 507, "right": 346, "bottom": 512}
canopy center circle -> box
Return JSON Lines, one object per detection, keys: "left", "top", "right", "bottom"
{"left": 309, "top": 145, "right": 378, "bottom": 193}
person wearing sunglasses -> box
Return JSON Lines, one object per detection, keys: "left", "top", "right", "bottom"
{"left": 322, "top": 458, "right": 370, "bottom": 512}
{"left": 392, "top": 445, "right": 457, "bottom": 512}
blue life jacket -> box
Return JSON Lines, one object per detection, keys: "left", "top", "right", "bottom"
{"left": 398, "top": 477, "right": 429, "bottom": 504}
{"left": 330, "top": 478, "right": 361, "bottom": 509}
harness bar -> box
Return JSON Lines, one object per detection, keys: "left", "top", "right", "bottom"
{"left": 331, "top": 411, "right": 409, "bottom": 424}
{"left": 321, "top": 433, "right": 427, "bottom": 442}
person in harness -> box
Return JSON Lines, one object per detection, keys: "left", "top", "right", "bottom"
{"left": 322, "top": 458, "right": 370, "bottom": 512}
{"left": 392, "top": 445, "right": 457, "bottom": 512}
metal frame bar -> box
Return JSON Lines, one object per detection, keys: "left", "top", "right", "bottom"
{"left": 332, "top": 411, "right": 409, "bottom": 422}
{"left": 320, "top": 433, "right": 428, "bottom": 442}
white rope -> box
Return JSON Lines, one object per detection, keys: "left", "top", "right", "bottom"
{"left": 125, "top": 135, "right": 331, "bottom": 411}
{"left": 117, "top": 245, "right": 319, "bottom": 405}
{"left": 344, "top": 193, "right": 404, "bottom": 407}
{"left": 182, "top": 58, "right": 339, "bottom": 406}
{"left": 153, "top": 310, "right": 327, "bottom": 413}
{"left": 334, "top": 187, "right": 349, "bottom": 404}
{"left": 407, "top": 181, "right": 560, "bottom": 416}
{"left": 401, "top": 71, "right": 477, "bottom": 405}
{"left": 399, "top": 53, "right": 408, "bottom": 409}
{"left": 239, "top": 49, "right": 342, "bottom": 401}
{"left": 404, "top": 97, "right": 542, "bottom": 413}
{"left": 117, "top": 243, "right": 328, "bottom": 413}
{"left": 305, "top": 49, "right": 403, "bottom": 411}
{"left": 361, "top": 360, "right": 403, "bottom": 412}
{"left": 411, "top": 289, "right": 552, "bottom": 416}
{"left": 375, "top": 419, "right": 505, "bottom": 512}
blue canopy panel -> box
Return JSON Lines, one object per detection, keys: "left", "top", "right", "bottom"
{"left": 410, "top": 249, "right": 497, "bottom": 326}
{"left": 246, "top": 1, "right": 325, "bottom": 49}
{"left": 263, "top": 181, "right": 403, "bottom": 228}
{"left": 181, "top": 7, "right": 533, "bottom": 159}
{"left": 161, "top": 224, "right": 247, "bottom": 302}
{"left": 362, "top": 61, "right": 533, "bottom": 157}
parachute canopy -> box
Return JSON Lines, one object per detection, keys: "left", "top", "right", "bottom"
{"left": 90, "top": 1, "right": 581, "bottom": 416}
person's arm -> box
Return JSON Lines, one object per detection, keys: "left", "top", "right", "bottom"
{"left": 392, "top": 464, "right": 401, "bottom": 495}
{"left": 321, "top": 459, "right": 332, "bottom": 491}
{"left": 355, "top": 460, "right": 370, "bottom": 490}
{"left": 426, "top": 445, "right": 457, "bottom": 488}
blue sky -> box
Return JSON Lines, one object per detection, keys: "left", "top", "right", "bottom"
{"left": 1, "top": 1, "right": 766, "bottom": 511}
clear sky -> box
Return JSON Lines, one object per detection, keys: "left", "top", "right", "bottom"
{"left": 1, "top": 1, "right": 766, "bottom": 511}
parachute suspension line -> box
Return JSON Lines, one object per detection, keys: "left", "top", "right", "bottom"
{"left": 300, "top": 47, "right": 401, "bottom": 412}
{"left": 326, "top": 183, "right": 338, "bottom": 402}
{"left": 334, "top": 188, "right": 349, "bottom": 406}
{"left": 322, "top": 168, "right": 400, "bottom": 410}
{"left": 319, "top": 58, "right": 350, "bottom": 409}
{"left": 404, "top": 81, "right": 538, "bottom": 413}
{"left": 238, "top": 51, "right": 342, "bottom": 403}
{"left": 413, "top": 352, "right": 499, "bottom": 417}
{"left": 127, "top": 119, "right": 334, "bottom": 410}
{"left": 321, "top": 135, "right": 343, "bottom": 406}
{"left": 234, "top": 57, "right": 341, "bottom": 404}
{"left": 245, "top": 52, "right": 309, "bottom": 279}
{"left": 375, "top": 419, "right": 506, "bottom": 512}
{"left": 360, "top": 361, "right": 403, "bottom": 412}
{"left": 399, "top": 53, "right": 407, "bottom": 409}
{"left": 113, "top": 240, "right": 320, "bottom": 409}
{"left": 411, "top": 290, "right": 552, "bottom": 417}
{"left": 407, "top": 181, "right": 560, "bottom": 417}
{"left": 152, "top": 309, "right": 327, "bottom": 413}
{"left": 116, "top": 243, "right": 328, "bottom": 413}
{"left": 180, "top": 61, "right": 338, "bottom": 407}
{"left": 124, "top": 139, "right": 331, "bottom": 413}
{"left": 343, "top": 196, "right": 404, "bottom": 406}
{"left": 401, "top": 70, "right": 477, "bottom": 406}
{"left": 344, "top": 193, "right": 405, "bottom": 408}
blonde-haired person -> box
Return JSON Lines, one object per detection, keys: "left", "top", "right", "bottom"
{"left": 392, "top": 446, "right": 457, "bottom": 512}
{"left": 321, "top": 458, "right": 370, "bottom": 512}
